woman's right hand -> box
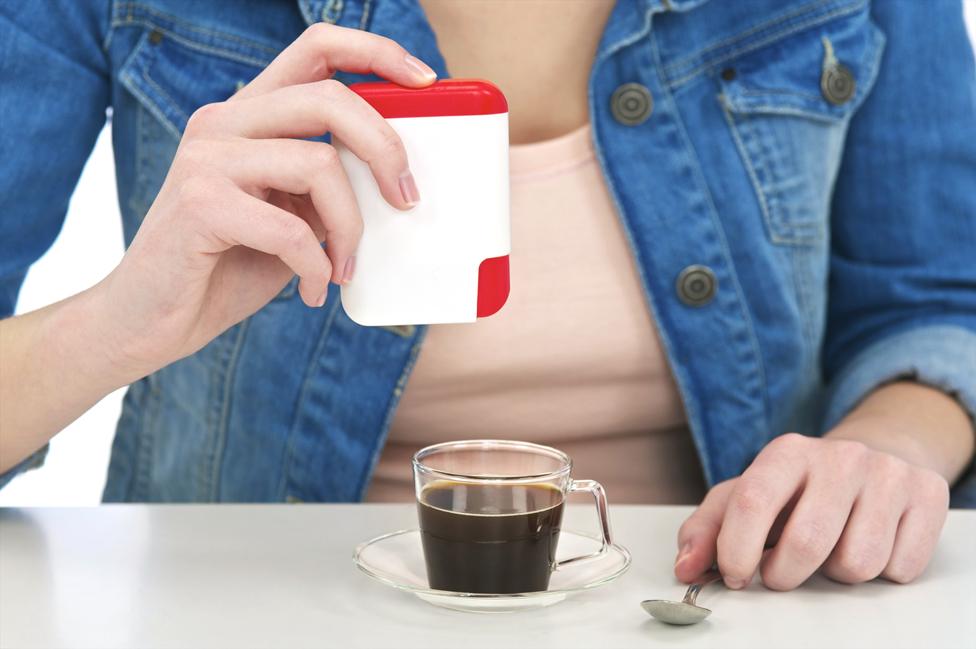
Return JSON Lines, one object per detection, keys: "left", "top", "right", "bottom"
{"left": 97, "top": 24, "right": 436, "bottom": 375}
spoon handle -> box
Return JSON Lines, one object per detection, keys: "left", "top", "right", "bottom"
{"left": 682, "top": 569, "right": 723, "bottom": 606}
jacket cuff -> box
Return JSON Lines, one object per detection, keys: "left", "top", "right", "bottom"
{"left": 823, "top": 324, "right": 976, "bottom": 507}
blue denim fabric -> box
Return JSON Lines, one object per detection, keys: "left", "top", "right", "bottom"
{"left": 1, "top": 0, "right": 974, "bottom": 504}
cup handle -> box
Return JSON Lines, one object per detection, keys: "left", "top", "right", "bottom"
{"left": 555, "top": 479, "right": 613, "bottom": 570}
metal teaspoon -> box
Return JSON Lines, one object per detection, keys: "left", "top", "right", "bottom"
{"left": 641, "top": 569, "right": 723, "bottom": 625}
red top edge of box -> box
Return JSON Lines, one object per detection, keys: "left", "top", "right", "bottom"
{"left": 349, "top": 79, "right": 508, "bottom": 118}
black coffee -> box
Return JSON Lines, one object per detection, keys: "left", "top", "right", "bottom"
{"left": 418, "top": 481, "right": 564, "bottom": 593}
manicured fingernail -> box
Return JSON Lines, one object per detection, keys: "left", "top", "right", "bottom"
{"left": 724, "top": 577, "right": 747, "bottom": 589}
{"left": 404, "top": 54, "right": 437, "bottom": 82}
{"left": 398, "top": 171, "right": 420, "bottom": 207}
{"left": 342, "top": 256, "right": 356, "bottom": 284}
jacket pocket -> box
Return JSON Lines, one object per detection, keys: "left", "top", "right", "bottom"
{"left": 117, "top": 12, "right": 276, "bottom": 138}
{"left": 720, "top": 8, "right": 885, "bottom": 245}
{"left": 116, "top": 12, "right": 299, "bottom": 299}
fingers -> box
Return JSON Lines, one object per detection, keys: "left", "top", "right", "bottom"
{"left": 207, "top": 183, "right": 332, "bottom": 306}
{"left": 674, "top": 479, "right": 734, "bottom": 583}
{"left": 194, "top": 81, "right": 416, "bottom": 210}
{"left": 716, "top": 433, "right": 809, "bottom": 589}
{"left": 759, "top": 466, "right": 861, "bottom": 590}
{"left": 881, "top": 471, "right": 948, "bottom": 584}
{"left": 820, "top": 456, "right": 907, "bottom": 584}
{"left": 213, "top": 138, "right": 362, "bottom": 285}
{"left": 678, "top": 435, "right": 949, "bottom": 593}
{"left": 233, "top": 23, "right": 436, "bottom": 102}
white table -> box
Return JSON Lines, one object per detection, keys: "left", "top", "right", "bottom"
{"left": 0, "top": 504, "right": 973, "bottom": 649}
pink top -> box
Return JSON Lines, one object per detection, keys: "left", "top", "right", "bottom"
{"left": 366, "top": 124, "right": 706, "bottom": 505}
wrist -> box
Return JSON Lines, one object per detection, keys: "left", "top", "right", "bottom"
{"left": 826, "top": 381, "right": 975, "bottom": 483}
{"left": 47, "top": 280, "right": 159, "bottom": 391}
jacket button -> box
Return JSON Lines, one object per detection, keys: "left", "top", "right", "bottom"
{"left": 821, "top": 63, "right": 855, "bottom": 105}
{"left": 148, "top": 29, "right": 163, "bottom": 46}
{"left": 676, "top": 265, "right": 717, "bottom": 306}
{"left": 611, "top": 83, "right": 653, "bottom": 126}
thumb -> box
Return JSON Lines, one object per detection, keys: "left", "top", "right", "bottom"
{"left": 674, "top": 479, "right": 736, "bottom": 582}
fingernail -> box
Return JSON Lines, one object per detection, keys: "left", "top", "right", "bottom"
{"left": 342, "top": 256, "right": 356, "bottom": 284}
{"left": 404, "top": 54, "right": 437, "bottom": 82}
{"left": 315, "top": 289, "right": 327, "bottom": 308}
{"left": 724, "top": 576, "right": 747, "bottom": 590}
{"left": 398, "top": 171, "right": 420, "bottom": 207}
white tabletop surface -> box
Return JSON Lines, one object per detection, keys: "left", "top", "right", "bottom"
{"left": 0, "top": 504, "right": 973, "bottom": 649}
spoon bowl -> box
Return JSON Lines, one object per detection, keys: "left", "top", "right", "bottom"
{"left": 641, "top": 569, "right": 722, "bottom": 626}
{"left": 640, "top": 599, "right": 712, "bottom": 625}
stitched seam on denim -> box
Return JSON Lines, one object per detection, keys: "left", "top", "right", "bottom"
{"left": 111, "top": 19, "right": 272, "bottom": 68}
{"left": 102, "top": 0, "right": 116, "bottom": 51}
{"left": 202, "top": 340, "right": 228, "bottom": 500}
{"left": 142, "top": 68, "right": 188, "bottom": 128}
{"left": 356, "top": 326, "right": 429, "bottom": 500}
{"left": 162, "top": 30, "right": 270, "bottom": 68}
{"left": 359, "top": 0, "right": 372, "bottom": 30}
{"left": 297, "top": 0, "right": 317, "bottom": 26}
{"left": 724, "top": 106, "right": 821, "bottom": 246}
{"left": 111, "top": 2, "right": 279, "bottom": 55}
{"left": 596, "top": 5, "right": 655, "bottom": 63}
{"left": 721, "top": 104, "right": 773, "bottom": 238}
{"left": 276, "top": 296, "right": 342, "bottom": 500}
{"left": 754, "top": 107, "right": 824, "bottom": 244}
{"left": 664, "top": 0, "right": 860, "bottom": 75}
{"left": 324, "top": 0, "right": 344, "bottom": 24}
{"left": 122, "top": 70, "right": 183, "bottom": 141}
{"left": 737, "top": 87, "right": 821, "bottom": 98}
{"left": 729, "top": 104, "right": 843, "bottom": 124}
{"left": 159, "top": 29, "right": 270, "bottom": 68}
{"left": 205, "top": 321, "right": 250, "bottom": 501}
{"left": 603, "top": 134, "right": 716, "bottom": 478}
{"left": 591, "top": 21, "right": 724, "bottom": 485}
{"left": 745, "top": 113, "right": 784, "bottom": 236}
{"left": 790, "top": 250, "right": 819, "bottom": 351}
{"left": 134, "top": 380, "right": 160, "bottom": 501}
{"left": 665, "top": 0, "right": 837, "bottom": 73}
{"left": 667, "top": 1, "right": 865, "bottom": 89}
{"left": 735, "top": 88, "right": 826, "bottom": 103}
{"left": 652, "top": 31, "right": 770, "bottom": 437}
{"left": 589, "top": 28, "right": 710, "bottom": 481}
{"left": 128, "top": 91, "right": 145, "bottom": 218}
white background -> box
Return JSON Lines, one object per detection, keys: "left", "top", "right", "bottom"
{"left": 2, "top": 6, "right": 975, "bottom": 506}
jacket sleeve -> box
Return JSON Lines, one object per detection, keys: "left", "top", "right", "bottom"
{"left": 822, "top": 0, "right": 976, "bottom": 507}
{"left": 0, "top": 2, "right": 111, "bottom": 316}
{"left": 0, "top": 2, "right": 111, "bottom": 487}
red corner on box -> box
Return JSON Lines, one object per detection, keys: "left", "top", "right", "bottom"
{"left": 477, "top": 255, "right": 510, "bottom": 318}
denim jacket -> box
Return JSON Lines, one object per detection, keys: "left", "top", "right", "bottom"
{"left": 2, "top": 0, "right": 975, "bottom": 505}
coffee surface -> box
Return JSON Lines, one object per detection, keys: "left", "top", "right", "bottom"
{"left": 418, "top": 481, "right": 564, "bottom": 593}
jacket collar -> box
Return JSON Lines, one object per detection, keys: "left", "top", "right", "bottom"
{"left": 598, "top": 0, "right": 711, "bottom": 60}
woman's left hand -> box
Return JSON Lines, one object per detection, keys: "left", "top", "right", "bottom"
{"left": 673, "top": 432, "right": 950, "bottom": 590}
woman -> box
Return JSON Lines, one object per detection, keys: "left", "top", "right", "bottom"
{"left": 1, "top": 0, "right": 974, "bottom": 592}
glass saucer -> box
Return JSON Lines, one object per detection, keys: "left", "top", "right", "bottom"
{"left": 353, "top": 529, "right": 631, "bottom": 612}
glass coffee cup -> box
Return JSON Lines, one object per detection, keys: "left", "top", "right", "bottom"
{"left": 412, "top": 439, "right": 614, "bottom": 594}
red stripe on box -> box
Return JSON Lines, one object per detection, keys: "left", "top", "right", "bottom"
{"left": 477, "top": 255, "right": 510, "bottom": 318}
{"left": 349, "top": 80, "right": 508, "bottom": 118}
